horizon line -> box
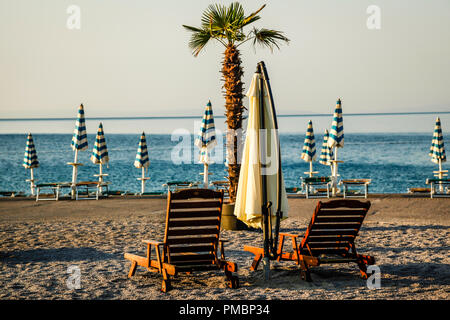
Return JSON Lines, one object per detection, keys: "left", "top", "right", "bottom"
{"left": 0, "top": 111, "right": 449, "bottom": 121}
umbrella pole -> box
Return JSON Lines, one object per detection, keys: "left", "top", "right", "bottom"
{"left": 71, "top": 149, "right": 78, "bottom": 199}
{"left": 332, "top": 147, "right": 339, "bottom": 196}
{"left": 203, "top": 163, "right": 209, "bottom": 188}
{"left": 30, "top": 168, "right": 35, "bottom": 196}
{"left": 309, "top": 162, "right": 313, "bottom": 177}
{"left": 141, "top": 167, "right": 145, "bottom": 194}
{"left": 99, "top": 164, "right": 103, "bottom": 194}
{"left": 438, "top": 159, "right": 443, "bottom": 192}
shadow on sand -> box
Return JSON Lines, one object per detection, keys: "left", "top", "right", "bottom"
{"left": 0, "top": 247, "right": 116, "bottom": 264}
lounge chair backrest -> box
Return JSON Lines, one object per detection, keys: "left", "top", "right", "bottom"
{"left": 303, "top": 176, "right": 331, "bottom": 184}
{"left": 300, "top": 200, "right": 371, "bottom": 256}
{"left": 164, "top": 188, "right": 224, "bottom": 268}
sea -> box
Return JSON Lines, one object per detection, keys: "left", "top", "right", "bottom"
{"left": 0, "top": 113, "right": 449, "bottom": 195}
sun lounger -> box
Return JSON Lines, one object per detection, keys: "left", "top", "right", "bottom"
{"left": 407, "top": 187, "right": 431, "bottom": 194}
{"left": 285, "top": 187, "right": 302, "bottom": 194}
{"left": 426, "top": 178, "right": 450, "bottom": 198}
{"left": 162, "top": 181, "right": 201, "bottom": 193}
{"left": 124, "top": 188, "right": 239, "bottom": 292}
{"left": 340, "top": 179, "right": 371, "bottom": 199}
{"left": 244, "top": 199, "right": 375, "bottom": 281}
{"left": 210, "top": 180, "right": 230, "bottom": 197}
{"left": 0, "top": 191, "right": 25, "bottom": 197}
{"left": 36, "top": 182, "right": 72, "bottom": 201}
{"left": 75, "top": 181, "right": 110, "bottom": 200}
{"left": 301, "top": 176, "right": 331, "bottom": 198}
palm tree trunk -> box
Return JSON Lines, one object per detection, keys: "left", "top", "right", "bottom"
{"left": 222, "top": 44, "right": 244, "bottom": 202}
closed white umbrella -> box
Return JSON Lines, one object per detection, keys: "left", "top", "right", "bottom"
{"left": 234, "top": 61, "right": 288, "bottom": 280}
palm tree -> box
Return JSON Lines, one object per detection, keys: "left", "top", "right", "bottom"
{"left": 183, "top": 2, "right": 289, "bottom": 202}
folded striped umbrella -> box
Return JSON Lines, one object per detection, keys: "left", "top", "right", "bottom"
{"left": 301, "top": 120, "right": 316, "bottom": 162}
{"left": 429, "top": 117, "right": 446, "bottom": 165}
{"left": 71, "top": 104, "right": 88, "bottom": 151}
{"left": 91, "top": 122, "right": 109, "bottom": 165}
{"left": 134, "top": 132, "right": 150, "bottom": 169}
{"left": 23, "top": 133, "right": 39, "bottom": 195}
{"left": 319, "top": 129, "right": 333, "bottom": 166}
{"left": 195, "top": 101, "right": 217, "bottom": 187}
{"left": 70, "top": 104, "right": 88, "bottom": 198}
{"left": 23, "top": 133, "right": 39, "bottom": 169}
{"left": 327, "top": 99, "right": 344, "bottom": 149}
{"left": 195, "top": 101, "right": 217, "bottom": 164}
{"left": 135, "top": 132, "right": 150, "bottom": 194}
{"left": 327, "top": 99, "right": 344, "bottom": 196}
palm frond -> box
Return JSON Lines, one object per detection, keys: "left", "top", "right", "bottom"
{"left": 185, "top": 27, "right": 213, "bottom": 57}
{"left": 251, "top": 27, "right": 290, "bottom": 51}
{"left": 242, "top": 4, "right": 265, "bottom": 27}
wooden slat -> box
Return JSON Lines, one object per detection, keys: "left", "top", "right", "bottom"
{"left": 315, "top": 216, "right": 364, "bottom": 223}
{"left": 166, "top": 236, "right": 218, "bottom": 245}
{"left": 317, "top": 209, "right": 367, "bottom": 216}
{"left": 166, "top": 227, "right": 219, "bottom": 237}
{"left": 170, "top": 188, "right": 223, "bottom": 200}
{"left": 319, "top": 200, "right": 370, "bottom": 209}
{"left": 307, "top": 242, "right": 351, "bottom": 248}
{"left": 168, "top": 218, "right": 220, "bottom": 228}
{"left": 170, "top": 201, "right": 221, "bottom": 209}
{"left": 308, "top": 229, "right": 358, "bottom": 236}
{"left": 174, "top": 264, "right": 219, "bottom": 272}
{"left": 306, "top": 235, "right": 355, "bottom": 242}
{"left": 170, "top": 253, "right": 215, "bottom": 263}
{"left": 169, "top": 210, "right": 220, "bottom": 219}
{"left": 168, "top": 245, "right": 215, "bottom": 253}
{"left": 301, "top": 248, "right": 348, "bottom": 255}
{"left": 310, "top": 223, "right": 361, "bottom": 230}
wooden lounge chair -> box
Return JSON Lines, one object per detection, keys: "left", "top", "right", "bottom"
{"left": 124, "top": 188, "right": 239, "bottom": 292}
{"left": 244, "top": 199, "right": 375, "bottom": 281}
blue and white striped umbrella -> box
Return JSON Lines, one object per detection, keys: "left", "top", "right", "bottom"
{"left": 319, "top": 129, "right": 333, "bottom": 166}
{"left": 429, "top": 117, "right": 446, "bottom": 165}
{"left": 301, "top": 120, "right": 316, "bottom": 162}
{"left": 23, "top": 133, "right": 39, "bottom": 169}
{"left": 134, "top": 132, "right": 150, "bottom": 169}
{"left": 327, "top": 99, "right": 344, "bottom": 149}
{"left": 71, "top": 104, "right": 88, "bottom": 151}
{"left": 195, "top": 101, "right": 217, "bottom": 164}
{"left": 91, "top": 122, "right": 109, "bottom": 165}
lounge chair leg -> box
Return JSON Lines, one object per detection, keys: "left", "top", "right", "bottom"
{"left": 161, "top": 268, "right": 172, "bottom": 293}
{"left": 224, "top": 269, "right": 239, "bottom": 289}
{"left": 128, "top": 261, "right": 137, "bottom": 278}
{"left": 250, "top": 253, "right": 262, "bottom": 271}
{"left": 357, "top": 261, "right": 368, "bottom": 279}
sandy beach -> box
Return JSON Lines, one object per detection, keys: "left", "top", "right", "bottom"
{"left": 0, "top": 195, "right": 448, "bottom": 300}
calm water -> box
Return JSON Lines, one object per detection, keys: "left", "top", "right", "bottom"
{"left": 0, "top": 132, "right": 446, "bottom": 194}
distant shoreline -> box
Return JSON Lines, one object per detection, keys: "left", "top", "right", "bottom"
{"left": 1, "top": 111, "right": 449, "bottom": 121}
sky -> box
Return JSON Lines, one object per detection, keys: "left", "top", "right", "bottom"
{"left": 0, "top": 0, "right": 450, "bottom": 122}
